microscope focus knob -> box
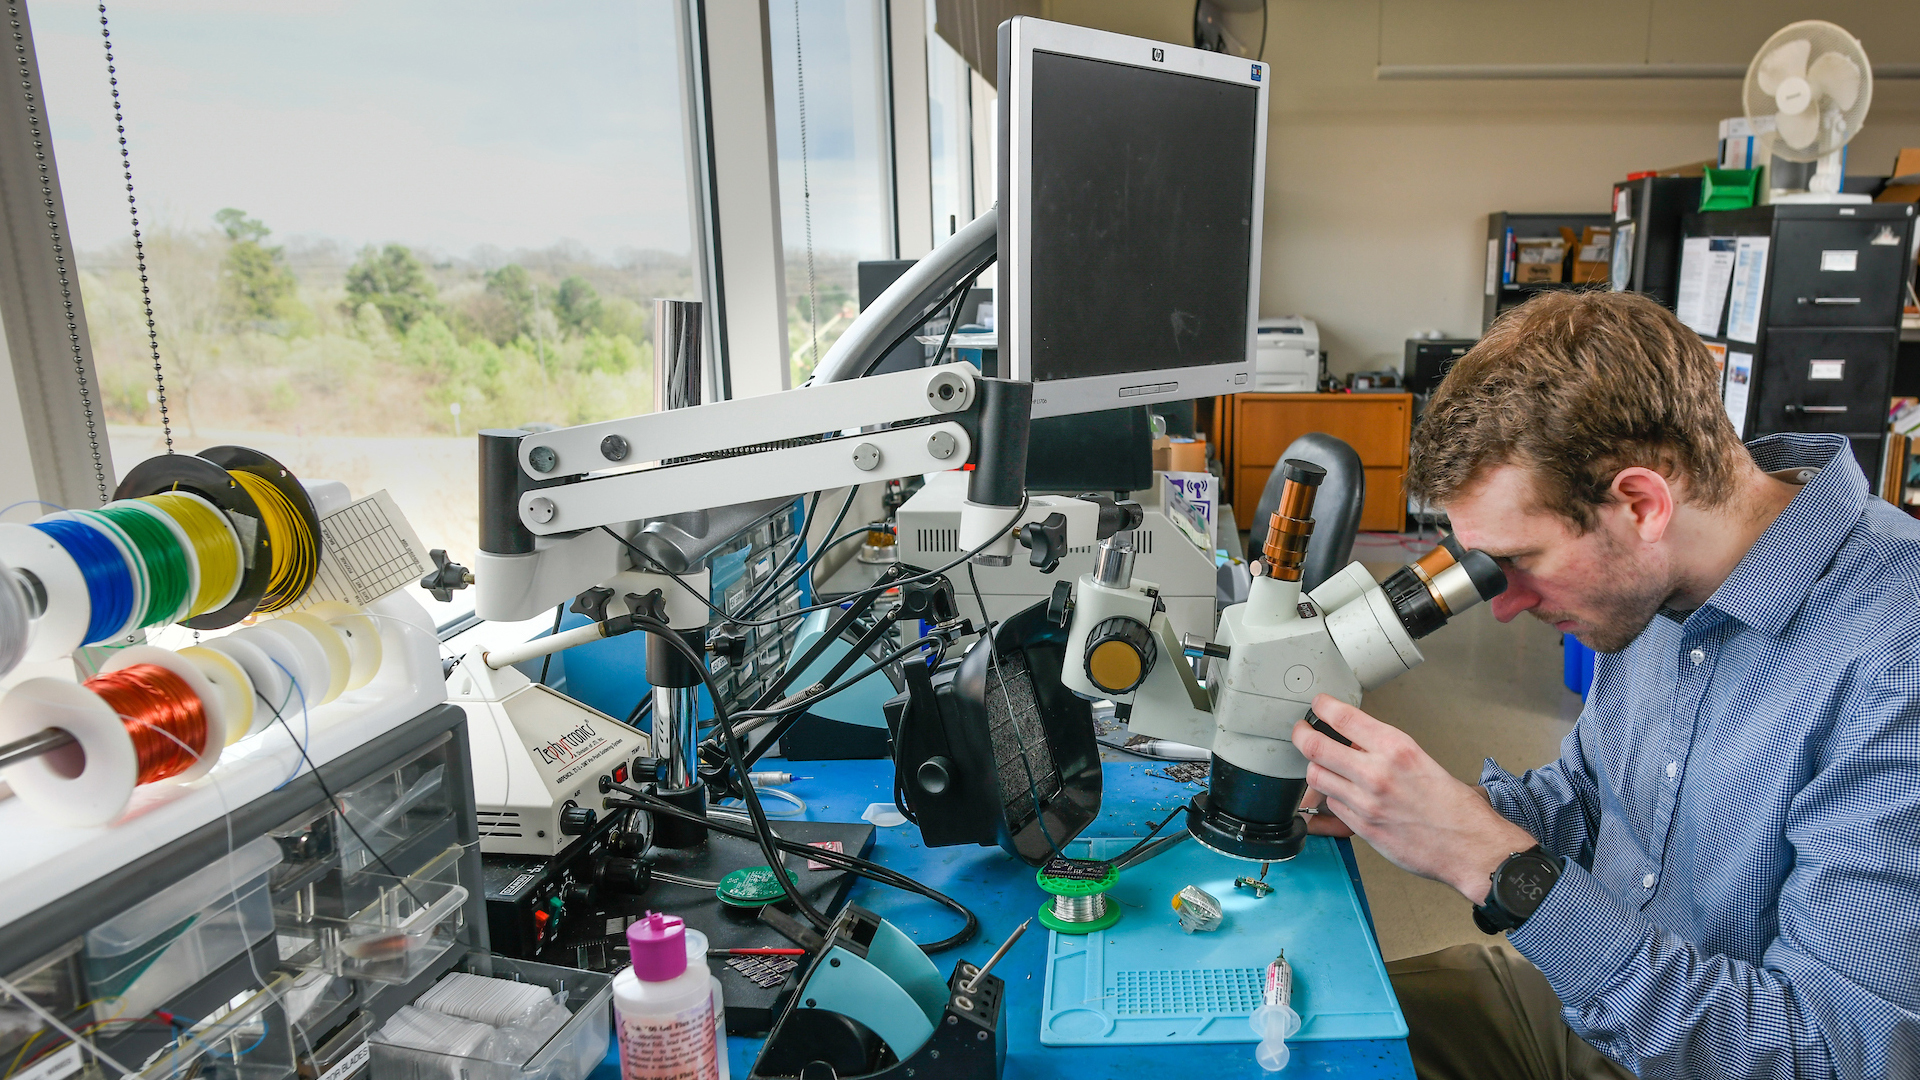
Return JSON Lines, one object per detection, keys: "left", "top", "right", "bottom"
{"left": 1083, "top": 616, "right": 1156, "bottom": 695}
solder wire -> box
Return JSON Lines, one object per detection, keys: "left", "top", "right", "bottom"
{"left": 30, "top": 517, "right": 133, "bottom": 645}
{"left": 95, "top": 502, "right": 191, "bottom": 627}
{"left": 1051, "top": 893, "right": 1109, "bottom": 923}
{"left": 228, "top": 471, "right": 317, "bottom": 612}
{"left": 141, "top": 492, "right": 242, "bottom": 617}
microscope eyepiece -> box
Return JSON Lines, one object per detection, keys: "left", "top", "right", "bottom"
{"left": 1381, "top": 538, "right": 1509, "bottom": 640}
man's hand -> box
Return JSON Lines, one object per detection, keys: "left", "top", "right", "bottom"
{"left": 1294, "top": 695, "right": 1538, "bottom": 905}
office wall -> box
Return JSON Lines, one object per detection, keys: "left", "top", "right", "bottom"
{"left": 946, "top": 0, "right": 1920, "bottom": 376}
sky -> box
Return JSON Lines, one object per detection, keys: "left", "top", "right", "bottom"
{"left": 29, "top": 0, "right": 897, "bottom": 267}
{"left": 30, "top": 0, "right": 697, "bottom": 260}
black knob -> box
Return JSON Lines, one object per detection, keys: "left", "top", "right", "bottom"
{"left": 1019, "top": 513, "right": 1070, "bottom": 574}
{"left": 917, "top": 756, "right": 953, "bottom": 795}
{"left": 706, "top": 625, "right": 749, "bottom": 663}
{"left": 419, "top": 549, "right": 473, "bottom": 602}
{"left": 1083, "top": 616, "right": 1155, "bottom": 695}
{"left": 566, "top": 881, "right": 597, "bottom": 906}
{"left": 560, "top": 803, "right": 597, "bottom": 836}
{"left": 1046, "top": 580, "right": 1074, "bottom": 627}
{"left": 599, "top": 856, "right": 649, "bottom": 893}
{"left": 1080, "top": 494, "right": 1145, "bottom": 539}
{"left": 570, "top": 586, "right": 615, "bottom": 623}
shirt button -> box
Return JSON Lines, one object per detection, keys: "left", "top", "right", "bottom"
{"left": 1643, "top": 873, "right": 1657, "bottom": 889}
{"left": 1667, "top": 762, "right": 1678, "bottom": 779}
{"left": 1689, "top": 648, "right": 1705, "bottom": 666}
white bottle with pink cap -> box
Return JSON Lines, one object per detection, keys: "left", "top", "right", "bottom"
{"left": 612, "top": 912, "right": 722, "bottom": 1080}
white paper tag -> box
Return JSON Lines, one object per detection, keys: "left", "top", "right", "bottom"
{"left": 14, "top": 1045, "right": 83, "bottom": 1080}
{"left": 1820, "top": 250, "right": 1858, "bottom": 272}
{"left": 1809, "top": 359, "right": 1846, "bottom": 381}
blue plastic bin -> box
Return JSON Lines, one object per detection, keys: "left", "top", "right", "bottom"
{"left": 1561, "top": 634, "right": 1596, "bottom": 697}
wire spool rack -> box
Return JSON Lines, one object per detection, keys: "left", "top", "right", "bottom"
{"left": 0, "top": 598, "right": 385, "bottom": 826}
{"left": 0, "top": 445, "right": 325, "bottom": 684}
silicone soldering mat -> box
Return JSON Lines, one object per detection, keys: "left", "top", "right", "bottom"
{"left": 1040, "top": 835, "right": 1407, "bottom": 1046}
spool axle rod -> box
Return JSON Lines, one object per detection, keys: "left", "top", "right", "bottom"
{"left": 0, "top": 727, "right": 74, "bottom": 771}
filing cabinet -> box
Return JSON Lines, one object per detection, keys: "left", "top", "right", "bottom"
{"left": 1683, "top": 203, "right": 1918, "bottom": 490}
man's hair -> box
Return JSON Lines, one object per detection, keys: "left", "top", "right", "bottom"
{"left": 1407, "top": 290, "right": 1746, "bottom": 531}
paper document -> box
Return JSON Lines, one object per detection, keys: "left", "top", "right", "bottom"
{"left": 1610, "top": 223, "right": 1635, "bottom": 292}
{"left": 1723, "top": 352, "right": 1754, "bottom": 438}
{"left": 1676, "top": 237, "right": 1736, "bottom": 336}
{"left": 297, "top": 490, "right": 431, "bottom": 608}
{"left": 1724, "top": 237, "right": 1771, "bottom": 344}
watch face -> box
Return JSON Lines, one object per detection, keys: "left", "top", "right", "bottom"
{"left": 1496, "top": 854, "right": 1559, "bottom": 918}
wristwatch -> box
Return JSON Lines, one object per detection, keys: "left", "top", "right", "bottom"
{"left": 1473, "top": 845, "right": 1561, "bottom": 933}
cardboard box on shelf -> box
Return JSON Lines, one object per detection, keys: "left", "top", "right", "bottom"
{"left": 1563, "top": 225, "right": 1612, "bottom": 285}
{"left": 1890, "top": 148, "right": 1920, "bottom": 184}
{"left": 1513, "top": 238, "right": 1565, "bottom": 284}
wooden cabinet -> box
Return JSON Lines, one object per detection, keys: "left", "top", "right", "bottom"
{"left": 1219, "top": 393, "right": 1413, "bottom": 534}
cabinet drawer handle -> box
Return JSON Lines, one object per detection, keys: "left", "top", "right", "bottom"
{"left": 1803, "top": 296, "right": 1862, "bottom": 305}
{"left": 1786, "top": 404, "right": 1849, "bottom": 414}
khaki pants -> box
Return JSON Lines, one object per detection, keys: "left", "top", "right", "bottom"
{"left": 1387, "top": 943, "right": 1634, "bottom": 1080}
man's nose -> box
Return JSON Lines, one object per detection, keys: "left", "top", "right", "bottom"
{"left": 1488, "top": 582, "right": 1539, "bottom": 623}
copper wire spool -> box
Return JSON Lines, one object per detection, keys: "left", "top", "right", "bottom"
{"left": 88, "top": 663, "right": 208, "bottom": 785}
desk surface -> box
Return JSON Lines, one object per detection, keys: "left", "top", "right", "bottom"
{"left": 595, "top": 758, "right": 1415, "bottom": 1079}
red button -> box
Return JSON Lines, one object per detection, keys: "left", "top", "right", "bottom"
{"left": 534, "top": 909, "right": 549, "bottom": 924}
{"left": 613, "top": 764, "right": 628, "bottom": 784}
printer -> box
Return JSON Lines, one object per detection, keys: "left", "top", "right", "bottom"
{"left": 1254, "top": 316, "right": 1320, "bottom": 392}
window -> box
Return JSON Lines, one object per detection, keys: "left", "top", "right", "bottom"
{"left": 33, "top": 0, "right": 699, "bottom": 624}
{"left": 768, "top": 0, "right": 894, "bottom": 385}
{"left": 926, "top": 0, "right": 975, "bottom": 242}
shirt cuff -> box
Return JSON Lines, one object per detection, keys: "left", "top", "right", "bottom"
{"left": 1479, "top": 757, "right": 1529, "bottom": 829}
{"left": 1507, "top": 858, "right": 1652, "bottom": 1007}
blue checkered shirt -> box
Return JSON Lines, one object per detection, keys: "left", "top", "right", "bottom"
{"left": 1481, "top": 432, "right": 1920, "bottom": 1079}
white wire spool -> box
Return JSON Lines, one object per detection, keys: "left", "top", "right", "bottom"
{"left": 0, "top": 556, "right": 31, "bottom": 680}
{"left": 99, "top": 645, "right": 227, "bottom": 784}
{"left": 202, "top": 632, "right": 289, "bottom": 739}
{"left": 179, "top": 644, "right": 254, "bottom": 746}
{"left": 0, "top": 678, "right": 138, "bottom": 826}
{"left": 307, "top": 601, "right": 382, "bottom": 690}
{"left": 275, "top": 611, "right": 349, "bottom": 704}
{"left": 244, "top": 619, "right": 330, "bottom": 713}
{"left": 0, "top": 523, "right": 90, "bottom": 662}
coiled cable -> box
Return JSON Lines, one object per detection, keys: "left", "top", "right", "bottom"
{"left": 95, "top": 502, "right": 190, "bottom": 628}
{"left": 141, "top": 492, "right": 241, "bottom": 617}
{"left": 228, "top": 471, "right": 317, "bottom": 612}
{"left": 30, "top": 518, "right": 132, "bottom": 645}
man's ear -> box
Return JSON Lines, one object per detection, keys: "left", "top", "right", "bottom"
{"left": 1608, "top": 467, "right": 1674, "bottom": 544}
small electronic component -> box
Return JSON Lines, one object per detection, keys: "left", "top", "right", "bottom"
{"left": 726, "top": 954, "right": 801, "bottom": 989}
{"left": 1171, "top": 884, "right": 1223, "bottom": 933}
{"left": 716, "top": 865, "right": 800, "bottom": 909}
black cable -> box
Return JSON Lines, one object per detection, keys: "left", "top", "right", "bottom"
{"left": 965, "top": 563, "right": 1071, "bottom": 864}
{"left": 855, "top": 253, "right": 996, "bottom": 380}
{"left": 257, "top": 688, "right": 425, "bottom": 905}
{"left": 611, "top": 784, "right": 979, "bottom": 952}
{"left": 537, "top": 602, "right": 563, "bottom": 686}
{"left": 736, "top": 491, "right": 824, "bottom": 617}
{"left": 740, "top": 490, "right": 859, "bottom": 618}
{"left": 728, "top": 635, "right": 936, "bottom": 720}
{"left": 630, "top": 615, "right": 832, "bottom": 933}
{"left": 600, "top": 495, "right": 1028, "bottom": 632}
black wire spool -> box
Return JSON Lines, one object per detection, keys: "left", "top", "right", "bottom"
{"left": 199, "top": 445, "right": 324, "bottom": 612}
{"left": 112, "top": 451, "right": 270, "bottom": 629}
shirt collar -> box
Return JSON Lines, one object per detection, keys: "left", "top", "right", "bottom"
{"left": 1694, "top": 432, "right": 1866, "bottom": 637}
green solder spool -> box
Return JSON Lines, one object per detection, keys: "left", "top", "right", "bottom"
{"left": 1035, "top": 857, "right": 1121, "bottom": 934}
{"left": 717, "top": 866, "right": 800, "bottom": 909}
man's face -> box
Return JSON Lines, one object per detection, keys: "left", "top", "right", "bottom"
{"left": 1445, "top": 464, "right": 1673, "bottom": 654}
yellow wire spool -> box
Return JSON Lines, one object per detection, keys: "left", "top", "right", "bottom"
{"left": 227, "top": 470, "right": 318, "bottom": 613}
{"left": 140, "top": 491, "right": 243, "bottom": 618}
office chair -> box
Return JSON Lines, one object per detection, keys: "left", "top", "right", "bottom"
{"left": 1252, "top": 433, "right": 1364, "bottom": 592}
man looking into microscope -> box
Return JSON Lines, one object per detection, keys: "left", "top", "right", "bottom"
{"left": 1294, "top": 290, "right": 1920, "bottom": 1079}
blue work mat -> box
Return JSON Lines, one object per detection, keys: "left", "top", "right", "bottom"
{"left": 1041, "top": 835, "right": 1407, "bottom": 1046}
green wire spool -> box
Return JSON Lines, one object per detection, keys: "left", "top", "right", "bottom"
{"left": 1035, "top": 857, "right": 1122, "bottom": 934}
{"left": 717, "top": 866, "right": 800, "bottom": 909}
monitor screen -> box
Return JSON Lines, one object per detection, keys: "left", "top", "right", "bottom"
{"left": 1026, "top": 51, "right": 1259, "bottom": 384}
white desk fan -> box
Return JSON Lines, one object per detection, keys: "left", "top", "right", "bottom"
{"left": 1745, "top": 20, "right": 1873, "bottom": 204}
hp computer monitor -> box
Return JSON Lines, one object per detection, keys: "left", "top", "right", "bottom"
{"left": 999, "top": 17, "right": 1267, "bottom": 419}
